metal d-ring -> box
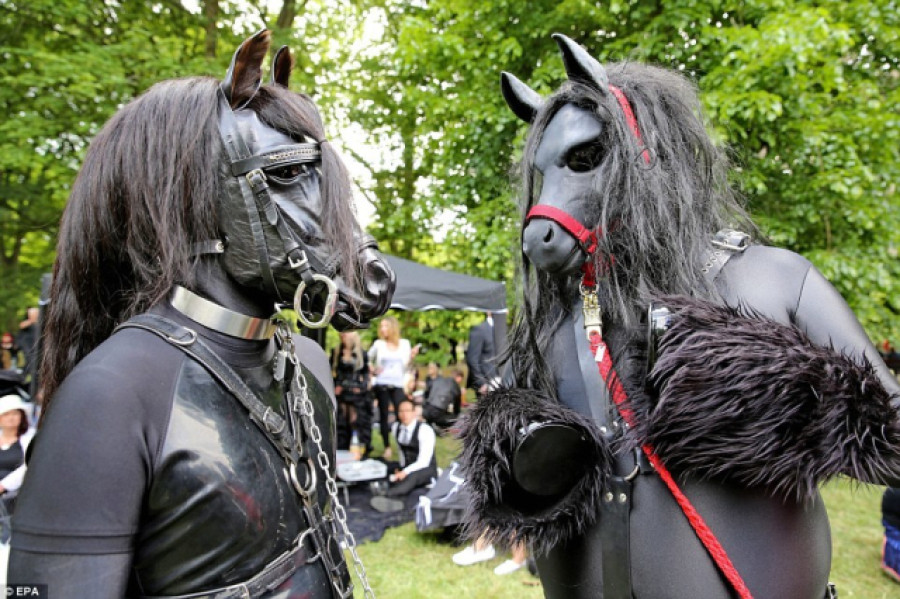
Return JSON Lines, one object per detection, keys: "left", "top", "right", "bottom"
{"left": 167, "top": 328, "right": 197, "bottom": 347}
{"left": 293, "top": 274, "right": 338, "bottom": 329}
{"left": 290, "top": 459, "right": 318, "bottom": 498}
{"left": 624, "top": 464, "right": 640, "bottom": 482}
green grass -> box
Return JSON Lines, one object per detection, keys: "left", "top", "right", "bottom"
{"left": 821, "top": 480, "right": 897, "bottom": 598}
{"left": 348, "top": 435, "right": 899, "bottom": 598}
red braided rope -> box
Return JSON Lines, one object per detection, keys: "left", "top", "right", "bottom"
{"left": 588, "top": 330, "right": 754, "bottom": 599}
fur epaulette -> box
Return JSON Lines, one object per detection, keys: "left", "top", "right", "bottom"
{"left": 625, "top": 294, "right": 900, "bottom": 501}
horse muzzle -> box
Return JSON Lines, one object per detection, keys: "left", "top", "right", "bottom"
{"left": 331, "top": 248, "right": 396, "bottom": 331}
{"left": 522, "top": 219, "right": 588, "bottom": 275}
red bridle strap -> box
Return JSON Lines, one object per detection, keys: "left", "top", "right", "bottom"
{"left": 608, "top": 84, "right": 651, "bottom": 164}
{"left": 525, "top": 205, "right": 598, "bottom": 254}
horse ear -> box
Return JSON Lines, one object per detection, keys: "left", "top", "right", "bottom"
{"left": 551, "top": 33, "right": 608, "bottom": 90}
{"left": 501, "top": 72, "right": 543, "bottom": 123}
{"left": 271, "top": 45, "right": 293, "bottom": 88}
{"left": 221, "top": 29, "right": 271, "bottom": 109}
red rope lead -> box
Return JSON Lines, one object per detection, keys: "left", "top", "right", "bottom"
{"left": 588, "top": 331, "right": 754, "bottom": 599}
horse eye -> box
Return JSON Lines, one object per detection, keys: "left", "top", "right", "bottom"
{"left": 566, "top": 143, "right": 605, "bottom": 172}
{"left": 266, "top": 164, "right": 306, "bottom": 182}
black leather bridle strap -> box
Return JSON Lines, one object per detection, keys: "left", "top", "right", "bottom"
{"left": 701, "top": 229, "right": 751, "bottom": 284}
{"left": 230, "top": 144, "right": 320, "bottom": 176}
{"left": 600, "top": 475, "right": 633, "bottom": 598}
{"left": 217, "top": 90, "right": 281, "bottom": 298}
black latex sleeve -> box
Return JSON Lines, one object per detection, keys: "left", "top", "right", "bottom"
{"left": 7, "top": 550, "right": 132, "bottom": 598}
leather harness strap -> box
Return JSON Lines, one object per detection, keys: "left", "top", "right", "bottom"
{"left": 701, "top": 229, "right": 751, "bottom": 283}
{"left": 115, "top": 314, "right": 301, "bottom": 465}
{"left": 588, "top": 323, "right": 754, "bottom": 599}
{"left": 140, "top": 532, "right": 314, "bottom": 599}
{"left": 599, "top": 473, "right": 633, "bottom": 597}
{"left": 117, "top": 313, "right": 353, "bottom": 599}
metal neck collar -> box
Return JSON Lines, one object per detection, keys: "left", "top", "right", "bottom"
{"left": 170, "top": 286, "right": 277, "bottom": 341}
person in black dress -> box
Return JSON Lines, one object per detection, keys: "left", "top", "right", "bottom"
{"left": 332, "top": 330, "right": 372, "bottom": 453}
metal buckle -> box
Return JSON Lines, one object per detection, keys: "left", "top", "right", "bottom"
{"left": 710, "top": 229, "right": 750, "bottom": 252}
{"left": 288, "top": 250, "right": 309, "bottom": 270}
{"left": 166, "top": 328, "right": 197, "bottom": 347}
{"left": 580, "top": 286, "right": 603, "bottom": 340}
{"left": 246, "top": 168, "right": 268, "bottom": 191}
{"left": 623, "top": 464, "right": 640, "bottom": 482}
{"left": 262, "top": 407, "right": 286, "bottom": 435}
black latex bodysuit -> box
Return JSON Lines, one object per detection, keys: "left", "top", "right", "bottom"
{"left": 535, "top": 245, "right": 900, "bottom": 599}
{"left": 9, "top": 303, "right": 346, "bottom": 598}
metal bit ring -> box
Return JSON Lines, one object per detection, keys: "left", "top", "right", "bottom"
{"left": 293, "top": 274, "right": 338, "bottom": 329}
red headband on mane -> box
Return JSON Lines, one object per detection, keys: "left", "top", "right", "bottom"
{"left": 608, "top": 84, "right": 650, "bottom": 164}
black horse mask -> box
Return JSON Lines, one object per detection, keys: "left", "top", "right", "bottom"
{"left": 212, "top": 31, "right": 394, "bottom": 330}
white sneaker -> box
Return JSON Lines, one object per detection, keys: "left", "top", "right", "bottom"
{"left": 452, "top": 544, "right": 495, "bottom": 566}
{"left": 493, "top": 559, "right": 526, "bottom": 576}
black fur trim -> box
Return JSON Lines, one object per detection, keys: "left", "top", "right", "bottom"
{"left": 458, "top": 387, "right": 611, "bottom": 555}
{"left": 625, "top": 295, "right": 900, "bottom": 501}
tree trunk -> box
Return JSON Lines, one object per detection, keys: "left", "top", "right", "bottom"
{"left": 203, "top": 0, "right": 218, "bottom": 58}
{"left": 276, "top": 0, "right": 299, "bottom": 30}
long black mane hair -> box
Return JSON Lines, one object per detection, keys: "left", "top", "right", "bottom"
{"left": 41, "top": 76, "right": 360, "bottom": 410}
{"left": 506, "top": 62, "right": 758, "bottom": 396}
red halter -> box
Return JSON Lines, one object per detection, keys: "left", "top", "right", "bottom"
{"left": 525, "top": 205, "right": 599, "bottom": 255}
{"left": 523, "top": 83, "right": 648, "bottom": 272}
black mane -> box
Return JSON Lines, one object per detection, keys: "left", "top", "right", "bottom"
{"left": 41, "top": 78, "right": 360, "bottom": 408}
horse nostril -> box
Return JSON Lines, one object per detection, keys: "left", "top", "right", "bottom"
{"left": 542, "top": 226, "right": 554, "bottom": 244}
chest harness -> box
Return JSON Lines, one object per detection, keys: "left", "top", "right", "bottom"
{"left": 117, "top": 295, "right": 376, "bottom": 599}
{"left": 524, "top": 84, "right": 756, "bottom": 599}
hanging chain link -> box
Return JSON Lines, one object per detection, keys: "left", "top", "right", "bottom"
{"left": 277, "top": 322, "right": 376, "bottom": 599}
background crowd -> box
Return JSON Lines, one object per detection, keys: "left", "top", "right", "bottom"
{"left": 328, "top": 312, "right": 530, "bottom": 576}
{"left": 0, "top": 307, "right": 40, "bottom": 545}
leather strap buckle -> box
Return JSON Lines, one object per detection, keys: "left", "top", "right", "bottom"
{"left": 710, "top": 228, "right": 750, "bottom": 252}
{"left": 245, "top": 168, "right": 268, "bottom": 192}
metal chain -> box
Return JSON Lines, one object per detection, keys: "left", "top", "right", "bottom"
{"left": 278, "top": 322, "right": 376, "bottom": 599}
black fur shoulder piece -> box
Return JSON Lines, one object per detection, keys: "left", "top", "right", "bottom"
{"left": 458, "top": 387, "right": 612, "bottom": 555}
{"left": 626, "top": 294, "right": 900, "bottom": 501}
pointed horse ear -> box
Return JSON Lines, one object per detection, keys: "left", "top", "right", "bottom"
{"left": 270, "top": 45, "right": 293, "bottom": 88}
{"left": 220, "top": 29, "right": 271, "bottom": 109}
{"left": 551, "top": 33, "right": 608, "bottom": 91}
{"left": 501, "top": 72, "right": 543, "bottom": 124}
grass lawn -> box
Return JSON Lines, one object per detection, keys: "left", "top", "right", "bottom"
{"left": 822, "top": 480, "right": 897, "bottom": 598}
{"left": 347, "top": 434, "right": 898, "bottom": 598}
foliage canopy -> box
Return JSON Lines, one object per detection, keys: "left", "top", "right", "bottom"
{"left": 0, "top": 0, "right": 897, "bottom": 350}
